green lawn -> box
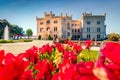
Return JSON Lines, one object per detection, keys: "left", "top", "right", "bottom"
{"left": 77, "top": 49, "right": 99, "bottom": 62}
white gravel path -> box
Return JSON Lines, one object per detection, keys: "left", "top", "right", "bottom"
{"left": 0, "top": 40, "right": 100, "bottom": 55}
{"left": 0, "top": 40, "right": 53, "bottom": 55}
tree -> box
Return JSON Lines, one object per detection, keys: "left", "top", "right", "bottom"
{"left": 26, "top": 29, "right": 33, "bottom": 39}
{"left": 10, "top": 24, "right": 24, "bottom": 37}
{"left": 38, "top": 35, "right": 41, "bottom": 40}
{"left": 0, "top": 19, "right": 24, "bottom": 39}
{"left": 107, "top": 33, "right": 120, "bottom": 41}
{"left": 47, "top": 35, "right": 52, "bottom": 40}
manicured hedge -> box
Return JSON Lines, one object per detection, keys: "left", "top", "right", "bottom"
{"left": 24, "top": 39, "right": 33, "bottom": 42}
{"left": 0, "top": 39, "right": 14, "bottom": 43}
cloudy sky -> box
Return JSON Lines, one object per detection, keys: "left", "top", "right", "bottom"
{"left": 0, "top": 0, "right": 120, "bottom": 35}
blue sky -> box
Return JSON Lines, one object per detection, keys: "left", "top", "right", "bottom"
{"left": 0, "top": 0, "right": 120, "bottom": 35}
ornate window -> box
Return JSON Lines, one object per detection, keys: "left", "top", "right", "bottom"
{"left": 97, "top": 27, "right": 100, "bottom": 32}
{"left": 54, "top": 27, "right": 57, "bottom": 31}
{"left": 40, "top": 22, "right": 43, "bottom": 25}
{"left": 72, "top": 29, "right": 74, "bottom": 32}
{"left": 54, "top": 20, "right": 57, "bottom": 24}
{"left": 97, "top": 21, "right": 101, "bottom": 25}
{"left": 46, "top": 27, "right": 50, "bottom": 31}
{"left": 78, "top": 35, "right": 80, "bottom": 39}
{"left": 87, "top": 27, "right": 90, "bottom": 32}
{"left": 46, "top": 20, "right": 50, "bottom": 24}
{"left": 97, "top": 34, "right": 100, "bottom": 39}
{"left": 87, "top": 34, "right": 90, "bottom": 39}
{"left": 40, "top": 28, "right": 43, "bottom": 32}
{"left": 75, "top": 29, "right": 77, "bottom": 32}
{"left": 86, "top": 21, "right": 91, "bottom": 25}
{"left": 74, "top": 35, "right": 76, "bottom": 40}
{"left": 72, "top": 24, "right": 74, "bottom": 26}
{"left": 78, "top": 29, "right": 80, "bottom": 32}
{"left": 54, "top": 34, "right": 57, "bottom": 38}
{"left": 67, "top": 32, "right": 70, "bottom": 37}
{"left": 67, "top": 23, "right": 70, "bottom": 29}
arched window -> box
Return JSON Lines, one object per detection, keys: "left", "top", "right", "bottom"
{"left": 87, "top": 27, "right": 90, "bottom": 32}
{"left": 46, "top": 20, "right": 50, "bottom": 24}
{"left": 67, "top": 23, "right": 70, "bottom": 29}
{"left": 40, "top": 28, "right": 43, "bottom": 32}
{"left": 67, "top": 32, "right": 70, "bottom": 37}
{"left": 86, "top": 21, "right": 91, "bottom": 25}
{"left": 54, "top": 27, "right": 57, "bottom": 31}
{"left": 54, "top": 20, "right": 57, "bottom": 24}
{"left": 78, "top": 29, "right": 80, "bottom": 32}
{"left": 75, "top": 29, "right": 77, "bottom": 32}
{"left": 87, "top": 34, "right": 90, "bottom": 39}
{"left": 74, "top": 35, "right": 76, "bottom": 40}
{"left": 46, "top": 27, "right": 50, "bottom": 31}
{"left": 97, "top": 27, "right": 100, "bottom": 32}
{"left": 97, "top": 21, "right": 101, "bottom": 25}
{"left": 97, "top": 34, "right": 100, "bottom": 39}
{"left": 72, "top": 29, "right": 74, "bottom": 32}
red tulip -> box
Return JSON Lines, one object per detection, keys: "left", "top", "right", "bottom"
{"left": 100, "top": 42, "right": 120, "bottom": 65}
{"left": 84, "top": 40, "right": 92, "bottom": 49}
{"left": 0, "top": 50, "right": 5, "bottom": 69}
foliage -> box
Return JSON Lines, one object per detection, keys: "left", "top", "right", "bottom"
{"left": 16, "top": 39, "right": 25, "bottom": 42}
{"left": 107, "top": 33, "right": 120, "bottom": 41}
{"left": 0, "top": 39, "right": 14, "bottom": 43}
{"left": 38, "top": 35, "right": 41, "bottom": 40}
{"left": 10, "top": 24, "right": 24, "bottom": 37}
{"left": 16, "top": 39, "right": 33, "bottom": 42}
{"left": 26, "top": 28, "right": 33, "bottom": 39}
{"left": 0, "top": 19, "right": 24, "bottom": 39}
{"left": 77, "top": 49, "right": 98, "bottom": 62}
{"left": 47, "top": 34, "right": 52, "bottom": 40}
{"left": 24, "top": 39, "right": 33, "bottom": 42}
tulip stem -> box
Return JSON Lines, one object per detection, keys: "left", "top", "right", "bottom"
{"left": 88, "top": 49, "right": 90, "bottom": 61}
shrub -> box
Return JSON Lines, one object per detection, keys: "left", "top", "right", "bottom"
{"left": 8, "top": 40, "right": 14, "bottom": 43}
{"left": 107, "top": 33, "right": 120, "bottom": 41}
{"left": 24, "top": 39, "right": 33, "bottom": 42}
{"left": 47, "top": 35, "right": 52, "bottom": 40}
{"left": 0, "top": 39, "right": 14, "bottom": 43}
{"left": 38, "top": 35, "right": 41, "bottom": 40}
{"left": 17, "top": 39, "right": 24, "bottom": 42}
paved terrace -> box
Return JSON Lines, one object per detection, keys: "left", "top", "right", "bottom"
{"left": 0, "top": 40, "right": 100, "bottom": 55}
{"left": 0, "top": 40, "right": 53, "bottom": 55}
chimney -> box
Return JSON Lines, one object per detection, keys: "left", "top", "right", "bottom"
{"left": 44, "top": 12, "right": 47, "bottom": 16}
{"left": 66, "top": 13, "right": 67, "bottom": 16}
{"left": 36, "top": 16, "right": 38, "bottom": 20}
{"left": 50, "top": 11, "right": 52, "bottom": 14}
{"left": 90, "top": 12, "right": 92, "bottom": 15}
{"left": 104, "top": 13, "right": 106, "bottom": 16}
{"left": 60, "top": 12, "right": 63, "bottom": 16}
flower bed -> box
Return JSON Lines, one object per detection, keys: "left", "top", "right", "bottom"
{"left": 0, "top": 40, "right": 120, "bottom": 80}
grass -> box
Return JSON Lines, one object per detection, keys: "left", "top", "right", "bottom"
{"left": 77, "top": 49, "right": 99, "bottom": 62}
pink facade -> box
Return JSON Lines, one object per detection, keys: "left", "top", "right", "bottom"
{"left": 36, "top": 11, "right": 82, "bottom": 40}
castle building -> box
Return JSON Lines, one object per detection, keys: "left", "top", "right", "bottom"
{"left": 36, "top": 11, "right": 106, "bottom": 40}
